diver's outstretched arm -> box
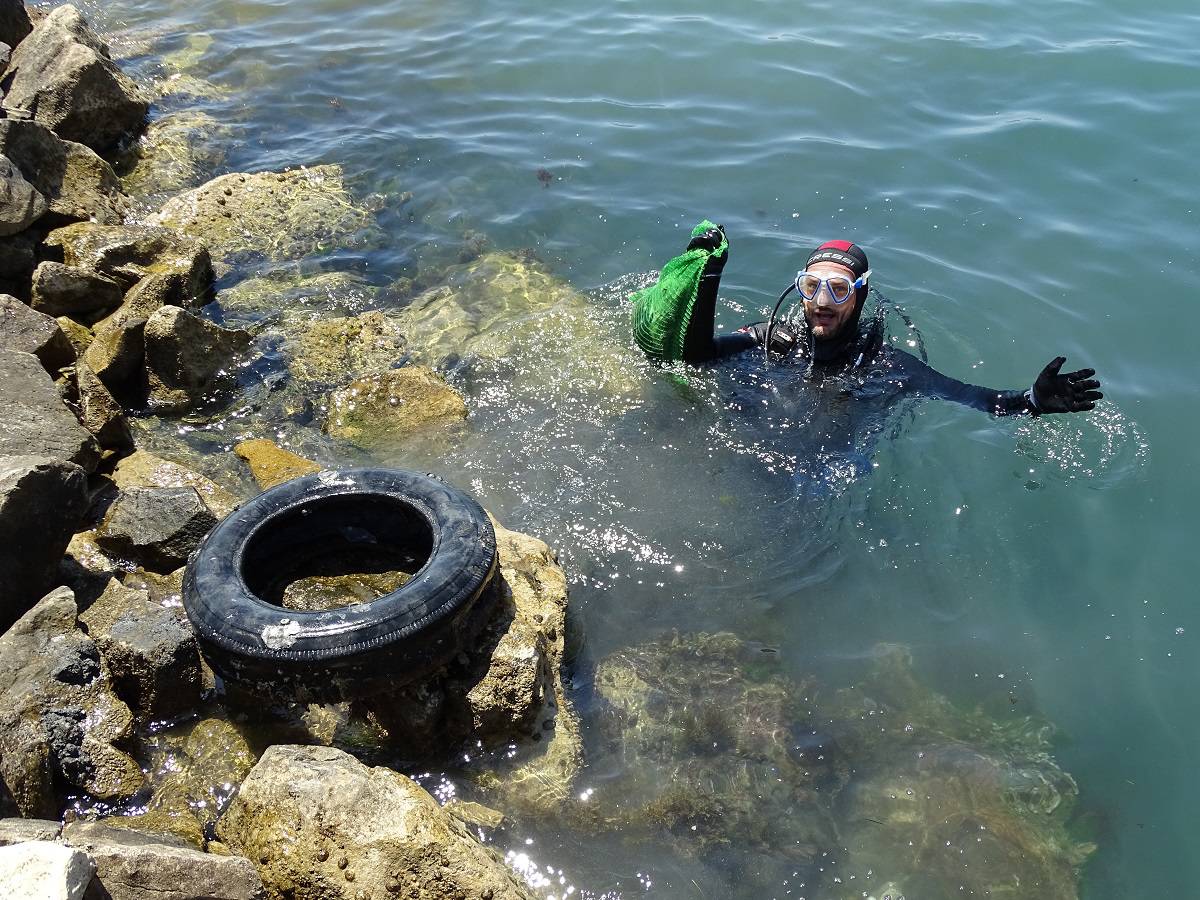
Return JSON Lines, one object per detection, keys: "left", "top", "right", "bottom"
{"left": 892, "top": 351, "right": 1102, "bottom": 416}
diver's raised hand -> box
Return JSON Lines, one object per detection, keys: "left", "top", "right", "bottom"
{"left": 686, "top": 223, "right": 727, "bottom": 253}
{"left": 1027, "top": 356, "right": 1103, "bottom": 414}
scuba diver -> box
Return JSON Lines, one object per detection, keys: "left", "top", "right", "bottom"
{"left": 631, "top": 221, "right": 1103, "bottom": 416}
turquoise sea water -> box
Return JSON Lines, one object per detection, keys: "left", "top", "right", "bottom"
{"left": 78, "top": 0, "right": 1198, "bottom": 895}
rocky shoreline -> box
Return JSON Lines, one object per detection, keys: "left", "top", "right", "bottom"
{"left": 0, "top": 3, "right": 1094, "bottom": 898}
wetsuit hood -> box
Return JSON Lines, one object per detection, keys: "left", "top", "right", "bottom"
{"left": 804, "top": 240, "right": 870, "bottom": 364}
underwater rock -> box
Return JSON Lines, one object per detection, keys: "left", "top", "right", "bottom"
{"left": 31, "top": 261, "right": 125, "bottom": 322}
{"left": 103, "top": 718, "right": 256, "bottom": 849}
{"left": 217, "top": 744, "right": 537, "bottom": 900}
{"left": 62, "top": 820, "right": 264, "bottom": 900}
{"left": 0, "top": 840, "right": 94, "bottom": 900}
{"left": 117, "top": 109, "right": 229, "bottom": 199}
{"left": 323, "top": 365, "right": 467, "bottom": 447}
{"left": 73, "top": 358, "right": 134, "bottom": 453}
{"left": 219, "top": 270, "right": 379, "bottom": 320}
{"left": 142, "top": 305, "right": 250, "bottom": 413}
{"left": 397, "top": 251, "right": 643, "bottom": 413}
{"left": 2, "top": 5, "right": 148, "bottom": 154}
{"left": 0, "top": 119, "right": 127, "bottom": 227}
{"left": 0, "top": 456, "right": 89, "bottom": 629}
{"left": 113, "top": 449, "right": 240, "bottom": 519}
{"left": 0, "top": 153, "right": 47, "bottom": 236}
{"left": 0, "top": 293, "right": 76, "bottom": 373}
{"left": 151, "top": 166, "right": 382, "bottom": 271}
{"left": 285, "top": 308, "right": 407, "bottom": 386}
{"left": 0, "top": 587, "right": 142, "bottom": 817}
{"left": 0, "top": 0, "right": 32, "bottom": 49}
{"left": 45, "top": 222, "right": 214, "bottom": 295}
{"left": 95, "top": 486, "right": 218, "bottom": 573}
{"left": 233, "top": 439, "right": 322, "bottom": 491}
{"left": 582, "top": 634, "right": 1092, "bottom": 899}
{"left": 0, "top": 348, "right": 98, "bottom": 470}
{"left": 79, "top": 578, "right": 202, "bottom": 722}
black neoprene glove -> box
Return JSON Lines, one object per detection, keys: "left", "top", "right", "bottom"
{"left": 1026, "top": 356, "right": 1103, "bottom": 414}
{"left": 687, "top": 224, "right": 728, "bottom": 274}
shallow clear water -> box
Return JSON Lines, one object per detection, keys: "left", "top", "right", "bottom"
{"left": 76, "top": 0, "right": 1200, "bottom": 895}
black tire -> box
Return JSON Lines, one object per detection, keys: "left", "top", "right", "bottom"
{"left": 183, "top": 468, "right": 497, "bottom": 701}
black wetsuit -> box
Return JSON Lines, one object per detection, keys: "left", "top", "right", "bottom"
{"left": 684, "top": 262, "right": 1033, "bottom": 417}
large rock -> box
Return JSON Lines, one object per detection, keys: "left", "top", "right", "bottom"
{"left": 0, "top": 120, "right": 127, "bottom": 226}
{"left": 0, "top": 840, "right": 94, "bottom": 900}
{"left": 95, "top": 486, "right": 217, "bottom": 573}
{"left": 151, "top": 166, "right": 382, "bottom": 269}
{"left": 323, "top": 365, "right": 467, "bottom": 447}
{"left": 0, "top": 587, "right": 142, "bottom": 817}
{"left": 0, "top": 153, "right": 46, "bottom": 236}
{"left": 2, "top": 5, "right": 148, "bottom": 153}
{"left": 217, "top": 744, "right": 536, "bottom": 900}
{"left": 0, "top": 293, "right": 76, "bottom": 372}
{"left": 143, "top": 305, "right": 250, "bottom": 413}
{"left": 112, "top": 450, "right": 240, "bottom": 518}
{"left": 31, "top": 260, "right": 125, "bottom": 321}
{"left": 0, "top": 456, "right": 89, "bottom": 629}
{"left": 62, "top": 821, "right": 265, "bottom": 900}
{"left": 44, "top": 222, "right": 214, "bottom": 295}
{"left": 79, "top": 578, "right": 202, "bottom": 721}
{"left": 0, "top": 349, "right": 98, "bottom": 469}
{"left": 0, "top": 0, "right": 32, "bottom": 49}
{"left": 79, "top": 315, "right": 145, "bottom": 404}
{"left": 117, "top": 109, "right": 230, "bottom": 200}
{"left": 0, "top": 231, "right": 37, "bottom": 294}
{"left": 0, "top": 817, "right": 62, "bottom": 845}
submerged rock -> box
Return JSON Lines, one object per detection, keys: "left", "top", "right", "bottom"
{"left": 2, "top": 5, "right": 148, "bottom": 153}
{"left": 219, "top": 270, "right": 379, "bottom": 320}
{"left": 0, "top": 456, "right": 89, "bottom": 629}
{"left": 0, "top": 293, "right": 76, "bottom": 373}
{"left": 580, "top": 634, "right": 1092, "bottom": 899}
{"left": 323, "top": 365, "right": 467, "bottom": 447}
{"left": 0, "top": 119, "right": 127, "bottom": 228}
{"left": 117, "top": 109, "right": 230, "bottom": 199}
{"left": 0, "top": 587, "right": 142, "bottom": 817}
{"left": 142, "top": 305, "right": 250, "bottom": 413}
{"left": 285, "top": 309, "right": 407, "bottom": 386}
{"left": 105, "top": 718, "right": 256, "bottom": 848}
{"left": 151, "top": 166, "right": 382, "bottom": 270}
{"left": 233, "top": 438, "right": 322, "bottom": 490}
{"left": 217, "top": 744, "right": 537, "bottom": 900}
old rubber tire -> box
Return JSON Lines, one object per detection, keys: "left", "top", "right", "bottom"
{"left": 183, "top": 467, "right": 497, "bottom": 701}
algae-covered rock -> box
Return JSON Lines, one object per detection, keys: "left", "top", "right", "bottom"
{"left": 217, "top": 744, "right": 538, "bottom": 900}
{"left": 233, "top": 438, "right": 322, "bottom": 491}
{"left": 151, "top": 166, "right": 383, "bottom": 270}
{"left": 323, "top": 365, "right": 466, "bottom": 447}
{"left": 286, "top": 309, "right": 407, "bottom": 386}
{"left": 0, "top": 587, "right": 142, "bottom": 816}
{"left": 106, "top": 718, "right": 256, "bottom": 848}
{"left": 580, "top": 634, "right": 1092, "bottom": 900}
{"left": 45, "top": 222, "right": 214, "bottom": 295}
{"left": 397, "top": 251, "right": 643, "bottom": 416}
{"left": 74, "top": 358, "right": 134, "bottom": 452}
{"left": 117, "top": 109, "right": 229, "bottom": 199}
{"left": 30, "top": 260, "right": 125, "bottom": 321}
{"left": 219, "top": 270, "right": 379, "bottom": 319}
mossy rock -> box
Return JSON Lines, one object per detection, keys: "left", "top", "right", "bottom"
{"left": 118, "top": 109, "right": 230, "bottom": 199}
{"left": 219, "top": 270, "right": 380, "bottom": 319}
{"left": 322, "top": 365, "right": 467, "bottom": 447}
{"left": 233, "top": 438, "right": 322, "bottom": 490}
{"left": 151, "top": 166, "right": 384, "bottom": 271}
{"left": 285, "top": 309, "right": 407, "bottom": 387}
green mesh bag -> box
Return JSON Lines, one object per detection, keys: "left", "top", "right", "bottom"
{"left": 631, "top": 220, "right": 727, "bottom": 362}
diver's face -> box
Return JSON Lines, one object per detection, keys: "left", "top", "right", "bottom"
{"left": 803, "top": 261, "right": 859, "bottom": 340}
